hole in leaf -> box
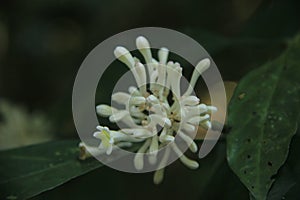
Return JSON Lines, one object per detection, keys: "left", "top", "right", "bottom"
{"left": 247, "top": 155, "right": 251, "bottom": 159}
{"left": 247, "top": 138, "right": 251, "bottom": 143}
{"left": 251, "top": 186, "right": 255, "bottom": 189}
{"left": 263, "top": 140, "right": 267, "bottom": 145}
{"left": 268, "top": 161, "right": 273, "bottom": 167}
{"left": 244, "top": 170, "right": 247, "bottom": 174}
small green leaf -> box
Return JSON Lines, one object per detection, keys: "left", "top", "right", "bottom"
{"left": 0, "top": 140, "right": 102, "bottom": 200}
{"left": 227, "top": 35, "right": 300, "bottom": 200}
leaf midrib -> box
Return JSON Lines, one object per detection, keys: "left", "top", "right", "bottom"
{"left": 254, "top": 59, "right": 285, "bottom": 198}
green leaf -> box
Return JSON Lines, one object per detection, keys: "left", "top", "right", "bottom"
{"left": 31, "top": 141, "right": 249, "bottom": 200}
{"left": 226, "top": 35, "right": 300, "bottom": 200}
{"left": 268, "top": 123, "right": 300, "bottom": 200}
{"left": 0, "top": 140, "right": 102, "bottom": 200}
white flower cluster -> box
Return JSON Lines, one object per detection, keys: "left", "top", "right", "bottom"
{"left": 79, "top": 36, "right": 217, "bottom": 184}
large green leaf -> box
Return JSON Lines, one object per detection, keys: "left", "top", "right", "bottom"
{"left": 0, "top": 140, "right": 102, "bottom": 200}
{"left": 226, "top": 35, "right": 300, "bottom": 200}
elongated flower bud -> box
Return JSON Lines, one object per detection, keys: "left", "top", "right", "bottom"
{"left": 134, "top": 139, "right": 151, "bottom": 170}
{"left": 111, "top": 92, "right": 130, "bottom": 104}
{"left": 114, "top": 46, "right": 135, "bottom": 68}
{"left": 178, "top": 131, "right": 198, "bottom": 153}
{"left": 130, "top": 96, "right": 146, "bottom": 105}
{"left": 136, "top": 36, "right": 152, "bottom": 63}
{"left": 158, "top": 47, "right": 169, "bottom": 65}
{"left": 153, "top": 147, "right": 171, "bottom": 184}
{"left": 181, "top": 96, "right": 200, "bottom": 106}
{"left": 96, "top": 105, "right": 113, "bottom": 117}
{"left": 184, "top": 58, "right": 210, "bottom": 96}
{"left": 171, "top": 143, "right": 199, "bottom": 169}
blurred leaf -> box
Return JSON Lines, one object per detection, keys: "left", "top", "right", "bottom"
{"left": 240, "top": 0, "right": 300, "bottom": 39}
{"left": 226, "top": 35, "right": 300, "bottom": 200}
{"left": 183, "top": 28, "right": 283, "bottom": 56}
{"left": 232, "top": 0, "right": 262, "bottom": 22}
{"left": 0, "top": 100, "right": 53, "bottom": 150}
{"left": 0, "top": 140, "right": 102, "bottom": 200}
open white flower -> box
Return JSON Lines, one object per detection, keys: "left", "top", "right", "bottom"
{"left": 79, "top": 36, "right": 217, "bottom": 184}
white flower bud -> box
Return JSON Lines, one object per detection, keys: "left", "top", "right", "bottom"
{"left": 136, "top": 36, "right": 153, "bottom": 75}
{"left": 179, "top": 155, "right": 199, "bottom": 169}
{"left": 158, "top": 47, "right": 169, "bottom": 65}
{"left": 148, "top": 154, "right": 157, "bottom": 165}
{"left": 114, "top": 46, "right": 135, "bottom": 68}
{"left": 159, "top": 135, "right": 175, "bottom": 143}
{"left": 184, "top": 58, "right": 210, "bottom": 96}
{"left": 147, "top": 94, "right": 159, "bottom": 104}
{"left": 136, "top": 36, "right": 152, "bottom": 63}
{"left": 134, "top": 139, "right": 151, "bottom": 170}
{"left": 178, "top": 131, "right": 198, "bottom": 153}
{"left": 207, "top": 106, "right": 218, "bottom": 112}
{"left": 128, "top": 86, "right": 141, "bottom": 96}
{"left": 135, "top": 62, "right": 147, "bottom": 94}
{"left": 153, "top": 168, "right": 164, "bottom": 185}
{"left": 195, "top": 58, "right": 210, "bottom": 74}
{"left": 149, "top": 114, "right": 171, "bottom": 127}
{"left": 201, "top": 120, "right": 212, "bottom": 129}
{"left": 188, "top": 114, "right": 210, "bottom": 125}
{"left": 136, "top": 36, "right": 150, "bottom": 49}
{"left": 149, "top": 135, "right": 158, "bottom": 155}
{"left": 171, "top": 143, "right": 198, "bottom": 169}
{"left": 134, "top": 153, "right": 144, "bottom": 170}
{"left": 111, "top": 92, "right": 130, "bottom": 104}
{"left": 96, "top": 105, "right": 113, "bottom": 117}
{"left": 130, "top": 96, "right": 146, "bottom": 105}
{"left": 181, "top": 96, "right": 200, "bottom": 106}
{"left": 153, "top": 147, "right": 171, "bottom": 184}
{"left": 109, "top": 110, "right": 128, "bottom": 122}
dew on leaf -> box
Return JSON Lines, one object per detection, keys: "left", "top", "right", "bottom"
{"left": 267, "top": 161, "right": 273, "bottom": 167}
{"left": 263, "top": 140, "right": 267, "bottom": 144}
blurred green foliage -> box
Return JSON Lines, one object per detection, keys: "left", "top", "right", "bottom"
{"left": 0, "top": 99, "right": 53, "bottom": 150}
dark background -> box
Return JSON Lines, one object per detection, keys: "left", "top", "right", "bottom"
{"left": 1, "top": 0, "right": 299, "bottom": 138}
{"left": 0, "top": 0, "right": 299, "bottom": 199}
